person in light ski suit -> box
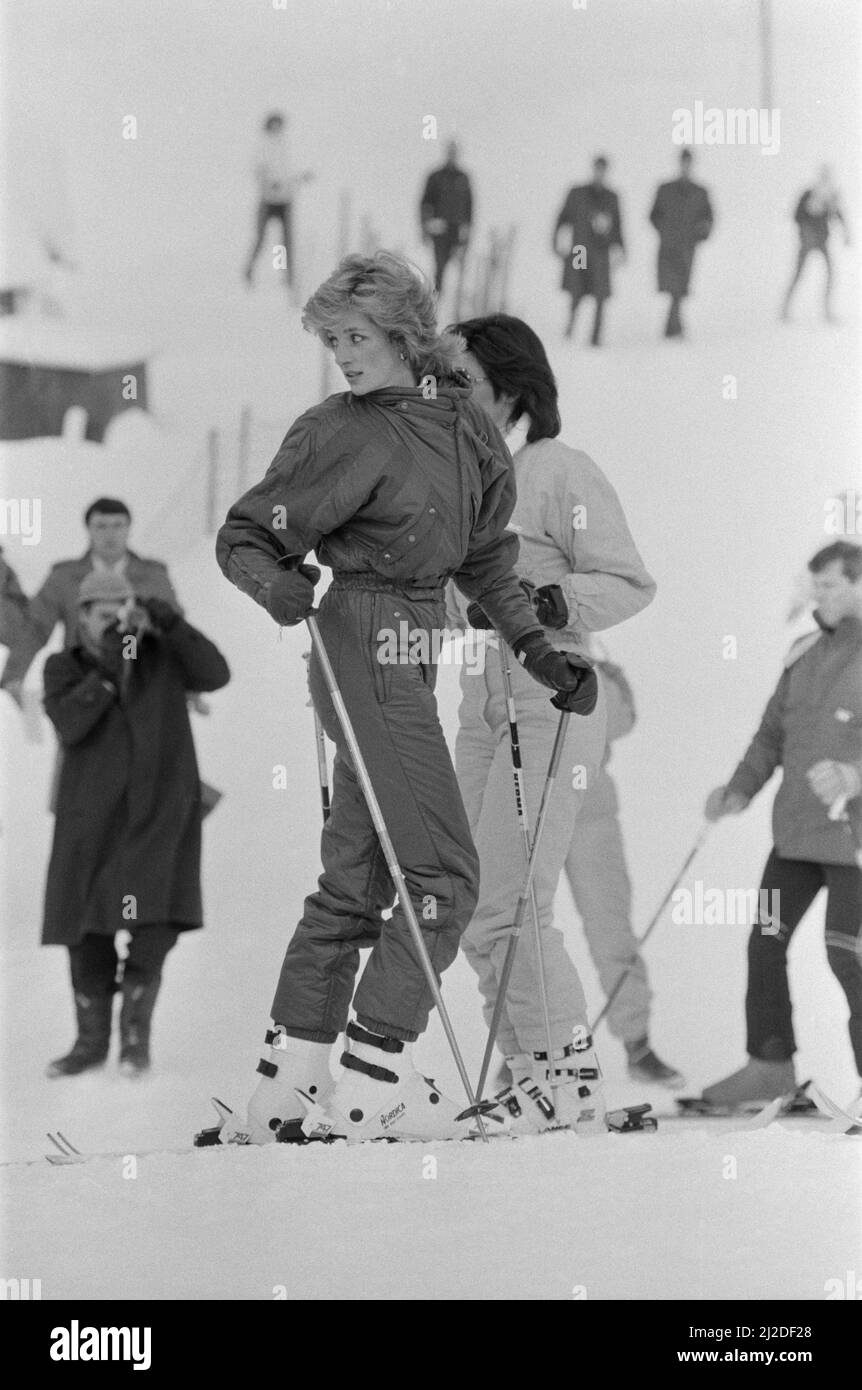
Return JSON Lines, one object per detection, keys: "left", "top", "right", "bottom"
{"left": 215, "top": 252, "right": 597, "bottom": 1145}
{"left": 243, "top": 111, "right": 314, "bottom": 295}
{"left": 562, "top": 657, "right": 684, "bottom": 1088}
{"left": 702, "top": 541, "right": 862, "bottom": 1109}
{"left": 445, "top": 313, "right": 656, "bottom": 1132}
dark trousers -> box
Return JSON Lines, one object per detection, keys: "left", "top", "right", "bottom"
{"left": 566, "top": 289, "right": 606, "bottom": 345}
{"left": 664, "top": 293, "right": 684, "bottom": 337}
{"left": 69, "top": 924, "right": 179, "bottom": 999}
{"left": 271, "top": 585, "right": 479, "bottom": 1044}
{"left": 431, "top": 232, "right": 462, "bottom": 292}
{"left": 783, "top": 242, "right": 833, "bottom": 316}
{"left": 747, "top": 849, "right": 862, "bottom": 1074}
{"left": 246, "top": 200, "right": 294, "bottom": 283}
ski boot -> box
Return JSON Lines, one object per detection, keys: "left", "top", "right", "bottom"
{"left": 497, "top": 1028, "right": 607, "bottom": 1136}
{"left": 280, "top": 1022, "right": 501, "bottom": 1144}
{"left": 219, "top": 1028, "right": 336, "bottom": 1145}
{"left": 46, "top": 990, "right": 113, "bottom": 1078}
{"left": 701, "top": 1055, "right": 796, "bottom": 1111}
{"left": 625, "top": 1036, "right": 685, "bottom": 1090}
{"left": 118, "top": 977, "right": 161, "bottom": 1078}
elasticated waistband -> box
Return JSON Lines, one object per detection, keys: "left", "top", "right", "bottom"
{"left": 330, "top": 572, "right": 446, "bottom": 601}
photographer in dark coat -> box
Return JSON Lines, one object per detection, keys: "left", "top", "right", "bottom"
{"left": 42, "top": 570, "right": 230, "bottom": 1079}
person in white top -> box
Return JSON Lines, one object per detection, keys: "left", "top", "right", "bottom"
{"left": 243, "top": 112, "right": 313, "bottom": 293}
{"left": 446, "top": 313, "right": 657, "bottom": 1131}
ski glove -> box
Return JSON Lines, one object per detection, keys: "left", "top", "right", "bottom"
{"left": 467, "top": 581, "right": 569, "bottom": 632}
{"left": 265, "top": 564, "right": 321, "bottom": 626}
{"left": 512, "top": 631, "right": 599, "bottom": 715}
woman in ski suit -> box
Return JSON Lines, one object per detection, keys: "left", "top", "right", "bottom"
{"left": 446, "top": 314, "right": 656, "bottom": 1132}
{"left": 215, "top": 253, "right": 596, "bottom": 1143}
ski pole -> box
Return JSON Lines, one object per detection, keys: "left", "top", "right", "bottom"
{"left": 306, "top": 614, "right": 488, "bottom": 1140}
{"left": 475, "top": 702, "right": 570, "bottom": 1102}
{"left": 313, "top": 709, "right": 331, "bottom": 823}
{"left": 499, "top": 652, "right": 556, "bottom": 1077}
{"left": 589, "top": 822, "right": 711, "bottom": 1033}
{"left": 303, "top": 648, "right": 331, "bottom": 824}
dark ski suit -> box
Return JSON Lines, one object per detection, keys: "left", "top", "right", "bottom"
{"left": 216, "top": 382, "right": 543, "bottom": 1042}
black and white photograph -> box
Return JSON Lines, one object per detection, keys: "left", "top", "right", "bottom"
{"left": 1, "top": 0, "right": 860, "bottom": 1330}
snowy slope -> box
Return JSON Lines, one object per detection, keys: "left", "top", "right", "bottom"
{"left": 2, "top": 0, "right": 861, "bottom": 1301}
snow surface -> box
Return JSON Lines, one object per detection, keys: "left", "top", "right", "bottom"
{"left": 1, "top": 0, "right": 861, "bottom": 1301}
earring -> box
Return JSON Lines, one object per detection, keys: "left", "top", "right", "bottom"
{"left": 400, "top": 352, "right": 407, "bottom": 360}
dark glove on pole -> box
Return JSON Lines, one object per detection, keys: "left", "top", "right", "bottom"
{"left": 512, "top": 631, "right": 598, "bottom": 715}
{"left": 265, "top": 557, "right": 322, "bottom": 627}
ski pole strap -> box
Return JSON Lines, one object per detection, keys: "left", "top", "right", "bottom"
{"left": 346, "top": 1021, "right": 404, "bottom": 1053}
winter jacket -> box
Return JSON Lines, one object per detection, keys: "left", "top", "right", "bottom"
{"left": 649, "top": 177, "right": 713, "bottom": 296}
{"left": 420, "top": 166, "right": 473, "bottom": 235}
{"left": 726, "top": 613, "right": 862, "bottom": 865}
{"left": 794, "top": 188, "right": 845, "bottom": 250}
{"left": 216, "top": 385, "right": 543, "bottom": 650}
{"left": 1, "top": 550, "right": 180, "bottom": 688}
{"left": 446, "top": 434, "right": 655, "bottom": 654}
{"left": 555, "top": 184, "right": 623, "bottom": 299}
{"left": 41, "top": 617, "right": 230, "bottom": 944}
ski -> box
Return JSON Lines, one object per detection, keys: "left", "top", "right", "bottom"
{"left": 806, "top": 1082, "right": 862, "bottom": 1135}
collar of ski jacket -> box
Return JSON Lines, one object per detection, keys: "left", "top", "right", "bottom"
{"left": 343, "top": 380, "right": 478, "bottom": 428}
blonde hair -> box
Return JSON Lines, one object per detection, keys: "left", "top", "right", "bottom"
{"left": 302, "top": 250, "right": 465, "bottom": 381}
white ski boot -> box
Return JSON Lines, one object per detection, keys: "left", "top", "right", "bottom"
{"left": 497, "top": 1028, "right": 606, "bottom": 1136}
{"left": 290, "top": 1022, "right": 501, "bottom": 1144}
{"left": 220, "top": 1028, "right": 335, "bottom": 1145}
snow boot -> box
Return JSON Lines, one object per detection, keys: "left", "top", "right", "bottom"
{"left": 221, "top": 1029, "right": 335, "bottom": 1145}
{"left": 118, "top": 977, "right": 161, "bottom": 1077}
{"left": 290, "top": 1022, "right": 498, "bottom": 1144}
{"left": 625, "top": 1036, "right": 686, "bottom": 1089}
{"left": 497, "top": 1028, "right": 607, "bottom": 1135}
{"left": 701, "top": 1056, "right": 797, "bottom": 1109}
{"left": 46, "top": 990, "right": 113, "bottom": 1078}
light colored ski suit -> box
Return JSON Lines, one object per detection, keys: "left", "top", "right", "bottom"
{"left": 563, "top": 662, "right": 652, "bottom": 1044}
{"left": 448, "top": 434, "right": 655, "bottom": 1054}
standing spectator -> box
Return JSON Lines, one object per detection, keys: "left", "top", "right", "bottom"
{"left": 42, "top": 572, "right": 230, "bottom": 1078}
{"left": 563, "top": 658, "right": 684, "bottom": 1087}
{"left": 0, "top": 496, "right": 180, "bottom": 705}
{"left": 419, "top": 140, "right": 473, "bottom": 296}
{"left": 701, "top": 542, "right": 862, "bottom": 1108}
{"left": 781, "top": 165, "right": 850, "bottom": 324}
{"left": 649, "top": 148, "right": 714, "bottom": 339}
{"left": 243, "top": 112, "right": 314, "bottom": 296}
{"left": 554, "top": 155, "right": 624, "bottom": 345}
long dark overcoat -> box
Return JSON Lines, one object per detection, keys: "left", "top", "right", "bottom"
{"left": 41, "top": 617, "right": 229, "bottom": 944}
